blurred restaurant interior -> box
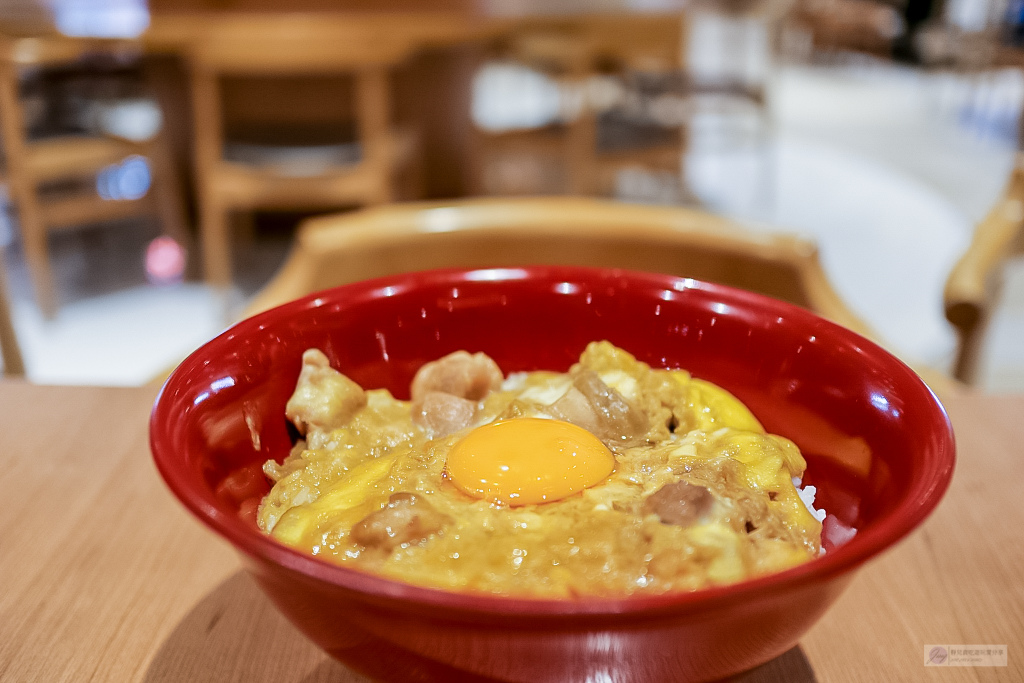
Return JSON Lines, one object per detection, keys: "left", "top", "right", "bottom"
{"left": 0, "top": 0, "right": 1022, "bottom": 391}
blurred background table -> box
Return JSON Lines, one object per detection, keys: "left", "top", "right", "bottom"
{"left": 0, "top": 380, "right": 1020, "bottom": 682}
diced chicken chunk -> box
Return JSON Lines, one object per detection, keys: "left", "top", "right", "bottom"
{"left": 350, "top": 492, "right": 451, "bottom": 552}
{"left": 410, "top": 351, "right": 503, "bottom": 405}
{"left": 546, "top": 386, "right": 600, "bottom": 434}
{"left": 286, "top": 349, "right": 366, "bottom": 435}
{"left": 643, "top": 480, "right": 714, "bottom": 527}
{"left": 409, "top": 351, "right": 503, "bottom": 438}
{"left": 414, "top": 391, "right": 477, "bottom": 438}
{"left": 545, "top": 367, "right": 648, "bottom": 446}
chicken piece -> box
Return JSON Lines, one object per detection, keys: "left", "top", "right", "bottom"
{"left": 285, "top": 349, "right": 366, "bottom": 436}
{"left": 350, "top": 492, "right": 451, "bottom": 552}
{"left": 546, "top": 386, "right": 600, "bottom": 434}
{"left": 579, "top": 341, "right": 698, "bottom": 440}
{"left": 414, "top": 391, "right": 477, "bottom": 438}
{"left": 410, "top": 351, "right": 503, "bottom": 406}
{"left": 643, "top": 480, "right": 714, "bottom": 527}
{"left": 565, "top": 367, "right": 648, "bottom": 445}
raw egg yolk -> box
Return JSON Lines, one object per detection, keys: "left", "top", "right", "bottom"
{"left": 446, "top": 418, "right": 615, "bottom": 506}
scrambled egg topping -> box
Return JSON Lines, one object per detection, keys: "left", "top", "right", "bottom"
{"left": 258, "top": 342, "right": 822, "bottom": 597}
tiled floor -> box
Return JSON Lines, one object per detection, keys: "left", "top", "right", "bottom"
{"left": 1, "top": 60, "right": 1022, "bottom": 390}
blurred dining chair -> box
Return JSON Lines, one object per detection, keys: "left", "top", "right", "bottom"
{"left": 468, "top": 28, "right": 593, "bottom": 197}
{"left": 184, "top": 16, "right": 423, "bottom": 292}
{"left": 469, "top": 15, "right": 686, "bottom": 200}
{"left": 244, "top": 196, "right": 873, "bottom": 334}
{"left": 0, "top": 34, "right": 188, "bottom": 318}
{"left": 944, "top": 153, "right": 1024, "bottom": 384}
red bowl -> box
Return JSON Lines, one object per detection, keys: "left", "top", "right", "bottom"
{"left": 150, "top": 266, "right": 954, "bottom": 682}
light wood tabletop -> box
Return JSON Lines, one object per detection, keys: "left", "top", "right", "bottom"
{"left": 0, "top": 381, "right": 1019, "bottom": 682}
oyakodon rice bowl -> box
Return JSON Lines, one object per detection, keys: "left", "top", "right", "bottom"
{"left": 150, "top": 266, "right": 955, "bottom": 683}
{"left": 259, "top": 341, "right": 830, "bottom": 597}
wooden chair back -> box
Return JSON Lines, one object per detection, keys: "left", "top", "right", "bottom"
{"left": 244, "top": 197, "right": 875, "bottom": 344}
{"left": 944, "top": 152, "right": 1024, "bottom": 383}
{"left": 186, "top": 17, "right": 424, "bottom": 75}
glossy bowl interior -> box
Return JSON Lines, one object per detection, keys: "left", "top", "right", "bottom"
{"left": 150, "top": 266, "right": 954, "bottom": 683}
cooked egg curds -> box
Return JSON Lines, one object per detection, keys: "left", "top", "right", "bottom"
{"left": 258, "top": 342, "right": 824, "bottom": 597}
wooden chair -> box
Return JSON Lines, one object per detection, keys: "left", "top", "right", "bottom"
{"left": 944, "top": 152, "right": 1024, "bottom": 384}
{"left": 244, "top": 196, "right": 873, "bottom": 337}
{"left": 184, "top": 17, "right": 425, "bottom": 291}
{"left": 0, "top": 34, "right": 188, "bottom": 318}
{"left": 235, "top": 196, "right": 960, "bottom": 397}
{"left": 470, "top": 15, "right": 687, "bottom": 200}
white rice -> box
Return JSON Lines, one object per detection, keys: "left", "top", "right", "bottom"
{"left": 793, "top": 476, "right": 827, "bottom": 523}
{"left": 793, "top": 476, "right": 853, "bottom": 556}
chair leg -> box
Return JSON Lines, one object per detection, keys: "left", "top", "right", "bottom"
{"left": 146, "top": 134, "right": 191, "bottom": 252}
{"left": 356, "top": 66, "right": 394, "bottom": 205}
{"left": 0, "top": 248, "right": 25, "bottom": 376}
{"left": 188, "top": 65, "right": 232, "bottom": 290}
{"left": 231, "top": 209, "right": 255, "bottom": 246}
{"left": 200, "top": 199, "right": 231, "bottom": 290}
{"left": 951, "top": 311, "right": 988, "bottom": 385}
{"left": 14, "top": 183, "right": 57, "bottom": 318}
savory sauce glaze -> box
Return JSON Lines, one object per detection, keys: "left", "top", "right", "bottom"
{"left": 258, "top": 342, "right": 822, "bottom": 597}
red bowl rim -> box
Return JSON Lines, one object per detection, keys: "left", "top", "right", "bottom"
{"left": 150, "top": 265, "right": 955, "bottom": 620}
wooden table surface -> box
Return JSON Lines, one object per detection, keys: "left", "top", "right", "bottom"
{"left": 0, "top": 381, "right": 1019, "bottom": 682}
